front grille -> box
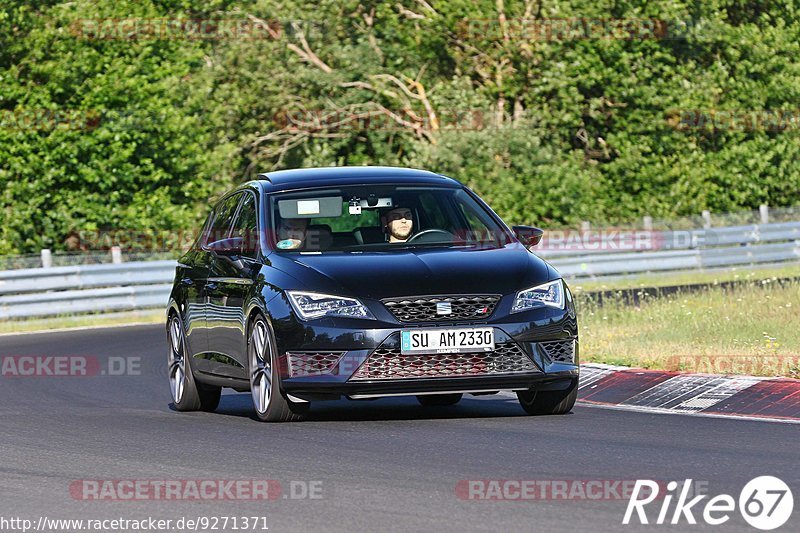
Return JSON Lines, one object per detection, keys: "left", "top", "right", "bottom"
{"left": 382, "top": 294, "right": 501, "bottom": 323}
{"left": 538, "top": 339, "right": 576, "bottom": 364}
{"left": 285, "top": 352, "right": 345, "bottom": 377}
{"left": 350, "top": 341, "right": 537, "bottom": 381}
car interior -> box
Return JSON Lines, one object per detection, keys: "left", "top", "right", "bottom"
{"left": 284, "top": 203, "right": 426, "bottom": 251}
{"left": 273, "top": 187, "right": 506, "bottom": 252}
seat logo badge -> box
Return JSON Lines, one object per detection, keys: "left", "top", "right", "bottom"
{"left": 436, "top": 302, "right": 452, "bottom": 315}
{"left": 475, "top": 306, "right": 489, "bottom": 315}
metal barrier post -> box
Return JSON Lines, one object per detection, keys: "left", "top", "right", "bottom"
{"left": 41, "top": 249, "right": 52, "bottom": 268}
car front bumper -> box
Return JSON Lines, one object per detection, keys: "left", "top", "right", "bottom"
{"left": 269, "top": 294, "right": 579, "bottom": 401}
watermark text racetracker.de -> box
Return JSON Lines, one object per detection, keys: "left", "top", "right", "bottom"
{"left": 68, "top": 17, "right": 326, "bottom": 41}
{"left": 456, "top": 479, "right": 683, "bottom": 501}
{"left": 668, "top": 109, "right": 800, "bottom": 132}
{"left": 665, "top": 355, "right": 800, "bottom": 376}
{"left": 1, "top": 356, "right": 140, "bottom": 377}
{"left": 1, "top": 516, "right": 269, "bottom": 532}
{"left": 69, "top": 479, "right": 323, "bottom": 501}
{"left": 0, "top": 108, "right": 101, "bottom": 132}
{"left": 458, "top": 18, "right": 705, "bottom": 41}
{"left": 64, "top": 228, "right": 666, "bottom": 253}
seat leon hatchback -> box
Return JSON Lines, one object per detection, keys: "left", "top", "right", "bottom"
{"left": 166, "top": 166, "right": 579, "bottom": 421}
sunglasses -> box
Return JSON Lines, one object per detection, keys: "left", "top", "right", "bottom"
{"left": 387, "top": 210, "right": 412, "bottom": 221}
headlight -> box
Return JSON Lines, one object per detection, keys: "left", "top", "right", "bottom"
{"left": 511, "top": 280, "right": 565, "bottom": 312}
{"left": 286, "top": 291, "right": 375, "bottom": 320}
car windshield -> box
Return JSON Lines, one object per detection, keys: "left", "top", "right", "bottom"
{"left": 268, "top": 185, "right": 512, "bottom": 252}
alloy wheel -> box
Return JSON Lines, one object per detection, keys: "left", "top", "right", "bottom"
{"left": 167, "top": 316, "right": 186, "bottom": 404}
{"left": 249, "top": 320, "right": 272, "bottom": 415}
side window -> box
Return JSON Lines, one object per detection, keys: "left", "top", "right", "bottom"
{"left": 459, "top": 202, "right": 486, "bottom": 231}
{"left": 196, "top": 211, "right": 215, "bottom": 249}
{"left": 205, "top": 193, "right": 242, "bottom": 246}
{"left": 454, "top": 191, "right": 498, "bottom": 242}
{"left": 231, "top": 193, "right": 258, "bottom": 259}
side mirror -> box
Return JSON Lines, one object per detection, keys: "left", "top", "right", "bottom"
{"left": 512, "top": 226, "right": 544, "bottom": 247}
{"left": 205, "top": 237, "right": 244, "bottom": 257}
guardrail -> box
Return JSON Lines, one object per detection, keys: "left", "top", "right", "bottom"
{"left": 0, "top": 284, "right": 171, "bottom": 318}
{"left": 550, "top": 241, "right": 800, "bottom": 277}
{"left": 535, "top": 221, "right": 800, "bottom": 257}
{"left": 1, "top": 222, "right": 799, "bottom": 319}
{"left": 0, "top": 261, "right": 176, "bottom": 319}
{"left": 0, "top": 260, "right": 176, "bottom": 295}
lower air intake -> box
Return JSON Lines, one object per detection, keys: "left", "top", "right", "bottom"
{"left": 350, "top": 342, "right": 538, "bottom": 381}
{"left": 285, "top": 352, "right": 345, "bottom": 377}
{"left": 538, "top": 339, "right": 576, "bottom": 364}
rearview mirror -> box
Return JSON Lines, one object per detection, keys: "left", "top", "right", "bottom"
{"left": 512, "top": 226, "right": 544, "bottom": 247}
{"left": 205, "top": 237, "right": 244, "bottom": 256}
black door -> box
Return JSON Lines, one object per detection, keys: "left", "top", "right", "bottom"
{"left": 205, "top": 191, "right": 261, "bottom": 377}
{"left": 176, "top": 247, "right": 211, "bottom": 357}
{"left": 185, "top": 192, "right": 242, "bottom": 374}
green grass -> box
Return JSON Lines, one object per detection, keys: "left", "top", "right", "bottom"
{"left": 570, "top": 263, "right": 800, "bottom": 293}
{"left": 0, "top": 310, "right": 164, "bottom": 335}
{"left": 577, "top": 280, "right": 800, "bottom": 377}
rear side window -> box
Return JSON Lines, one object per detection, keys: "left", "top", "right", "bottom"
{"left": 204, "top": 193, "right": 242, "bottom": 245}
{"left": 231, "top": 193, "right": 259, "bottom": 259}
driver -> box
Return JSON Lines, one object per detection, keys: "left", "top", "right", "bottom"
{"left": 277, "top": 217, "right": 309, "bottom": 250}
{"left": 382, "top": 206, "right": 414, "bottom": 243}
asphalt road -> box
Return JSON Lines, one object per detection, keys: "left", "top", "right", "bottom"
{"left": 0, "top": 324, "right": 797, "bottom": 532}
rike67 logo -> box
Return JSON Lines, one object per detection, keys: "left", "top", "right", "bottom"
{"left": 624, "top": 477, "right": 794, "bottom": 530}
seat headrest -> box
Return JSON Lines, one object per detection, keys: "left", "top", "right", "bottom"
{"left": 353, "top": 226, "right": 385, "bottom": 245}
{"left": 305, "top": 224, "right": 333, "bottom": 250}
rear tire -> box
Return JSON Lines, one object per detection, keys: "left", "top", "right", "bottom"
{"left": 167, "top": 314, "right": 221, "bottom": 412}
{"left": 416, "top": 393, "right": 463, "bottom": 407}
{"left": 517, "top": 379, "right": 578, "bottom": 415}
{"left": 248, "top": 316, "right": 309, "bottom": 422}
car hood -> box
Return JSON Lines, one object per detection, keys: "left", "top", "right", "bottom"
{"left": 269, "top": 245, "right": 555, "bottom": 300}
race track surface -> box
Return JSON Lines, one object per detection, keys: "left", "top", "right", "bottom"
{"left": 1, "top": 325, "right": 797, "bottom": 532}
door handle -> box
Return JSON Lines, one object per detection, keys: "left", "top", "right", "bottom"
{"left": 181, "top": 278, "right": 193, "bottom": 286}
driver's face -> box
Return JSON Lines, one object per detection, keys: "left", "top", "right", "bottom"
{"left": 386, "top": 208, "right": 413, "bottom": 242}
{"left": 278, "top": 218, "right": 309, "bottom": 241}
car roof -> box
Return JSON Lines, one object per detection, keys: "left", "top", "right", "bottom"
{"left": 256, "top": 166, "right": 462, "bottom": 192}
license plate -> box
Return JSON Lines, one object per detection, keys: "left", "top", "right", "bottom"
{"left": 400, "top": 327, "right": 494, "bottom": 355}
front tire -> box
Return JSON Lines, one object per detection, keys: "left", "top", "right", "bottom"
{"left": 167, "top": 314, "right": 221, "bottom": 412}
{"left": 517, "top": 379, "right": 578, "bottom": 415}
{"left": 248, "top": 316, "right": 309, "bottom": 422}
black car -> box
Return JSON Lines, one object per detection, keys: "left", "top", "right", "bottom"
{"left": 167, "top": 166, "right": 579, "bottom": 421}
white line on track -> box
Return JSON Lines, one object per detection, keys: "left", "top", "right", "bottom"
{"left": 621, "top": 374, "right": 767, "bottom": 412}
{"left": 499, "top": 388, "right": 798, "bottom": 424}
{"left": 576, "top": 400, "right": 800, "bottom": 425}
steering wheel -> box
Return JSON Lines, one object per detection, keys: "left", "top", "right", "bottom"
{"left": 406, "top": 229, "right": 456, "bottom": 244}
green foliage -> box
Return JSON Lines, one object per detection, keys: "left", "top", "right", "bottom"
{"left": 1, "top": 0, "right": 800, "bottom": 253}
